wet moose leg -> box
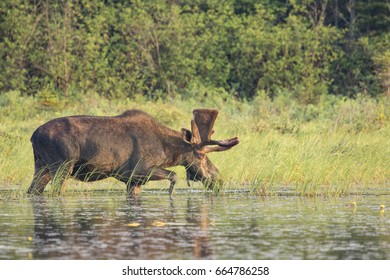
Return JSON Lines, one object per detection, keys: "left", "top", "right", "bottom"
{"left": 27, "top": 168, "right": 52, "bottom": 195}
{"left": 27, "top": 153, "right": 52, "bottom": 195}
{"left": 121, "top": 168, "right": 178, "bottom": 197}
{"left": 147, "top": 168, "right": 178, "bottom": 197}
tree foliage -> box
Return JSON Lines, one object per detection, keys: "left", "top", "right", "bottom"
{"left": 0, "top": 0, "right": 388, "bottom": 102}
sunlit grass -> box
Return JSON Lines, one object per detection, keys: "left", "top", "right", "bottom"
{"left": 217, "top": 127, "right": 389, "bottom": 196}
{"left": 0, "top": 90, "right": 389, "bottom": 198}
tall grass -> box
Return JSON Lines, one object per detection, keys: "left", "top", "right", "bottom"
{"left": 0, "top": 90, "right": 389, "bottom": 197}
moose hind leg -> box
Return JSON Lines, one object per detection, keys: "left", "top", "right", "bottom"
{"left": 27, "top": 167, "right": 52, "bottom": 195}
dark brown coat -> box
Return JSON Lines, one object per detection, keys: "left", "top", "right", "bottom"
{"left": 27, "top": 109, "right": 239, "bottom": 196}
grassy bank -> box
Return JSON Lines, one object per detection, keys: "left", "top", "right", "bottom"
{"left": 0, "top": 91, "right": 389, "bottom": 197}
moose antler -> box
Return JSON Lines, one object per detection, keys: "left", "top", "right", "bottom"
{"left": 191, "top": 109, "right": 239, "bottom": 153}
{"left": 192, "top": 109, "right": 219, "bottom": 143}
{"left": 203, "top": 137, "right": 239, "bottom": 153}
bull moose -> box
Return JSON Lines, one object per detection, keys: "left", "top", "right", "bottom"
{"left": 27, "top": 109, "right": 239, "bottom": 196}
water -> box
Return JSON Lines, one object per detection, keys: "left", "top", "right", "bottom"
{"left": 0, "top": 191, "right": 389, "bottom": 259}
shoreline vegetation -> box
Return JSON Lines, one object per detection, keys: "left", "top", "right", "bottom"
{"left": 0, "top": 91, "right": 389, "bottom": 198}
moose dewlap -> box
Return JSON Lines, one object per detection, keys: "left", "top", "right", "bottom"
{"left": 27, "top": 109, "right": 239, "bottom": 196}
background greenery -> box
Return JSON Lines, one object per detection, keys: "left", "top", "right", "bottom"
{"left": 1, "top": 0, "right": 389, "bottom": 102}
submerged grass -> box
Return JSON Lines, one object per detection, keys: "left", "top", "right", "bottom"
{"left": 0, "top": 90, "right": 389, "bottom": 198}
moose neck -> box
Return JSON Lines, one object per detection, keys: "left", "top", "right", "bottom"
{"left": 157, "top": 125, "right": 191, "bottom": 168}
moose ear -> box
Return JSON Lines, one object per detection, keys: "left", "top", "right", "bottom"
{"left": 181, "top": 128, "right": 192, "bottom": 144}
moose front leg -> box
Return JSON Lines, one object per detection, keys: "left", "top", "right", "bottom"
{"left": 120, "top": 167, "right": 178, "bottom": 197}
{"left": 147, "top": 168, "right": 178, "bottom": 198}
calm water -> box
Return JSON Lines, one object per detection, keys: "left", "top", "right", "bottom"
{"left": 0, "top": 191, "right": 389, "bottom": 259}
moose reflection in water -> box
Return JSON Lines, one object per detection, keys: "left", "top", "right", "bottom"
{"left": 29, "top": 195, "right": 214, "bottom": 259}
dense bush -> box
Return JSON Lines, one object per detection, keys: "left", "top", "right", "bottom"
{"left": 0, "top": 0, "right": 388, "bottom": 102}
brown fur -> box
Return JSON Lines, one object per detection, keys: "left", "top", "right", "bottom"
{"left": 27, "top": 109, "right": 239, "bottom": 196}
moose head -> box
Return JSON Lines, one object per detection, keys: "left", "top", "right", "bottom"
{"left": 181, "top": 109, "right": 239, "bottom": 190}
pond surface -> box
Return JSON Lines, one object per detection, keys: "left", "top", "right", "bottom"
{"left": 0, "top": 190, "right": 389, "bottom": 259}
